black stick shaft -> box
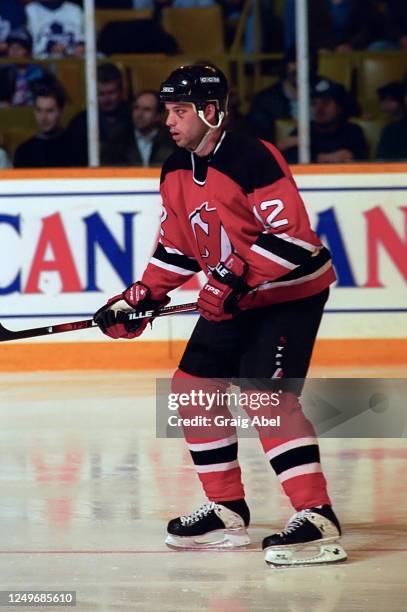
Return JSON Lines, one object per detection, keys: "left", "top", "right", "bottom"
{"left": 0, "top": 302, "right": 198, "bottom": 342}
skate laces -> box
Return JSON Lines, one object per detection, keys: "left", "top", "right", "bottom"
{"left": 180, "top": 502, "right": 216, "bottom": 526}
{"left": 281, "top": 509, "right": 311, "bottom": 535}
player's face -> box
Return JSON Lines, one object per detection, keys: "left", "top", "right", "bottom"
{"left": 34, "top": 96, "right": 62, "bottom": 134}
{"left": 165, "top": 102, "right": 207, "bottom": 150}
{"left": 132, "top": 93, "right": 160, "bottom": 133}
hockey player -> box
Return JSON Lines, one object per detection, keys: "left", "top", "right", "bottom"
{"left": 93, "top": 64, "right": 347, "bottom": 567}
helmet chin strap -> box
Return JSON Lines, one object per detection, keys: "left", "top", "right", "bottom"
{"left": 189, "top": 104, "right": 225, "bottom": 155}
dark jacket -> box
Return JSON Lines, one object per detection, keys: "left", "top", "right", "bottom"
{"left": 285, "top": 0, "right": 385, "bottom": 51}
{"left": 376, "top": 117, "right": 407, "bottom": 160}
{"left": 0, "top": 1, "right": 26, "bottom": 41}
{"left": 248, "top": 81, "right": 294, "bottom": 142}
{"left": 65, "top": 102, "right": 133, "bottom": 166}
{"left": 124, "top": 126, "right": 176, "bottom": 167}
{"left": 283, "top": 120, "right": 368, "bottom": 164}
{"left": 13, "top": 130, "right": 71, "bottom": 168}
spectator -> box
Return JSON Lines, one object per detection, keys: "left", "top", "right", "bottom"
{"left": 377, "top": 81, "right": 405, "bottom": 123}
{"left": 384, "top": 0, "right": 407, "bottom": 49}
{"left": 248, "top": 49, "right": 299, "bottom": 142}
{"left": 284, "top": 0, "right": 387, "bottom": 52}
{"left": 132, "top": 0, "right": 213, "bottom": 8}
{"left": 279, "top": 78, "right": 368, "bottom": 164}
{"left": 248, "top": 48, "right": 321, "bottom": 142}
{"left": 0, "top": 0, "right": 26, "bottom": 56}
{"left": 96, "top": 0, "right": 132, "bottom": 6}
{"left": 0, "top": 29, "right": 54, "bottom": 106}
{"left": 124, "top": 91, "right": 176, "bottom": 166}
{"left": 0, "top": 144, "right": 11, "bottom": 168}
{"left": 224, "top": 86, "right": 252, "bottom": 136}
{"left": 376, "top": 80, "right": 407, "bottom": 160}
{"left": 13, "top": 83, "right": 71, "bottom": 167}
{"left": 26, "top": 0, "right": 84, "bottom": 58}
{"left": 65, "top": 63, "right": 133, "bottom": 166}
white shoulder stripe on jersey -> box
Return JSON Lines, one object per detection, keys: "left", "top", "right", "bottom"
{"left": 160, "top": 245, "right": 198, "bottom": 260}
{"left": 158, "top": 243, "right": 184, "bottom": 256}
{"left": 150, "top": 257, "right": 194, "bottom": 276}
{"left": 253, "top": 260, "right": 332, "bottom": 292}
{"left": 273, "top": 232, "right": 319, "bottom": 253}
{"left": 251, "top": 243, "right": 298, "bottom": 270}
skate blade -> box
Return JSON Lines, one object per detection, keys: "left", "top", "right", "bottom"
{"left": 165, "top": 528, "right": 250, "bottom": 549}
{"left": 264, "top": 543, "right": 347, "bottom": 568}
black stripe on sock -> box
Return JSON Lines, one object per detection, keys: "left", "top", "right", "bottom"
{"left": 190, "top": 442, "right": 238, "bottom": 466}
{"left": 270, "top": 444, "right": 320, "bottom": 475}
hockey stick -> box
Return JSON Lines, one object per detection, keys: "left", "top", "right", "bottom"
{"left": 0, "top": 302, "right": 198, "bottom": 342}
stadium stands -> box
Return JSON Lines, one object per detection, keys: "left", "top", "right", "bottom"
{"left": 1, "top": 0, "right": 407, "bottom": 165}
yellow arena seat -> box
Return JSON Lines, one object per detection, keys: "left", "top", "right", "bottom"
{"left": 275, "top": 118, "right": 296, "bottom": 144}
{"left": 128, "top": 57, "right": 193, "bottom": 96}
{"left": 95, "top": 9, "right": 153, "bottom": 33}
{"left": 162, "top": 6, "right": 225, "bottom": 54}
{"left": 357, "top": 52, "right": 407, "bottom": 116}
{"left": 127, "top": 56, "right": 230, "bottom": 97}
{"left": 318, "top": 52, "right": 354, "bottom": 90}
{"left": 3, "top": 128, "right": 35, "bottom": 158}
{"left": 54, "top": 59, "right": 85, "bottom": 106}
{"left": 350, "top": 118, "right": 387, "bottom": 159}
{"left": 0, "top": 106, "right": 37, "bottom": 131}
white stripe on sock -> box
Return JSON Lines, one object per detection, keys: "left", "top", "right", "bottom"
{"left": 266, "top": 437, "right": 318, "bottom": 461}
{"left": 278, "top": 462, "right": 322, "bottom": 483}
{"left": 195, "top": 460, "right": 240, "bottom": 473}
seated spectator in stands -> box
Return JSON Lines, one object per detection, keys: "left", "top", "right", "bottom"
{"left": 284, "top": 0, "right": 388, "bottom": 52}
{"left": 248, "top": 48, "right": 299, "bottom": 143}
{"left": 97, "top": 1, "right": 178, "bottom": 55}
{"left": 132, "top": 0, "right": 213, "bottom": 8}
{"left": 377, "top": 81, "right": 405, "bottom": 123}
{"left": 0, "top": 144, "right": 11, "bottom": 168}
{"left": 376, "top": 80, "right": 407, "bottom": 160}
{"left": 124, "top": 91, "right": 176, "bottom": 166}
{"left": 224, "top": 86, "right": 251, "bottom": 136}
{"left": 65, "top": 63, "right": 133, "bottom": 166}
{"left": 96, "top": 0, "right": 133, "bottom": 7}
{"left": 13, "top": 83, "right": 71, "bottom": 167}
{"left": 279, "top": 78, "right": 368, "bottom": 163}
{"left": 26, "top": 0, "right": 84, "bottom": 58}
{"left": 0, "top": 0, "right": 27, "bottom": 56}
{"left": 0, "top": 29, "right": 54, "bottom": 106}
{"left": 384, "top": 0, "right": 407, "bottom": 49}
{"left": 216, "top": 0, "right": 254, "bottom": 53}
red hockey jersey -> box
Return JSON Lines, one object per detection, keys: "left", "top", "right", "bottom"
{"left": 141, "top": 130, "right": 336, "bottom": 309}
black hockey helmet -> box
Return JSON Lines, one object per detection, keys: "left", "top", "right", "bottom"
{"left": 160, "top": 64, "right": 228, "bottom": 127}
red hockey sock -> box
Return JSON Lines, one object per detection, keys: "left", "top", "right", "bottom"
{"left": 246, "top": 390, "right": 331, "bottom": 510}
{"left": 171, "top": 369, "right": 245, "bottom": 502}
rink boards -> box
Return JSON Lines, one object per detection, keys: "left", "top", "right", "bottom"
{"left": 0, "top": 164, "right": 406, "bottom": 370}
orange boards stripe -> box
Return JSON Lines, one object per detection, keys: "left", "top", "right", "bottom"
{"left": 0, "top": 339, "right": 405, "bottom": 372}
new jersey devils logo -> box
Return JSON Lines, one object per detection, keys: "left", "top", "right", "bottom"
{"left": 189, "top": 202, "right": 232, "bottom": 271}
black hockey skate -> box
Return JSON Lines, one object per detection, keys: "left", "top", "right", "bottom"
{"left": 165, "top": 500, "right": 250, "bottom": 548}
{"left": 263, "top": 505, "right": 347, "bottom": 567}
